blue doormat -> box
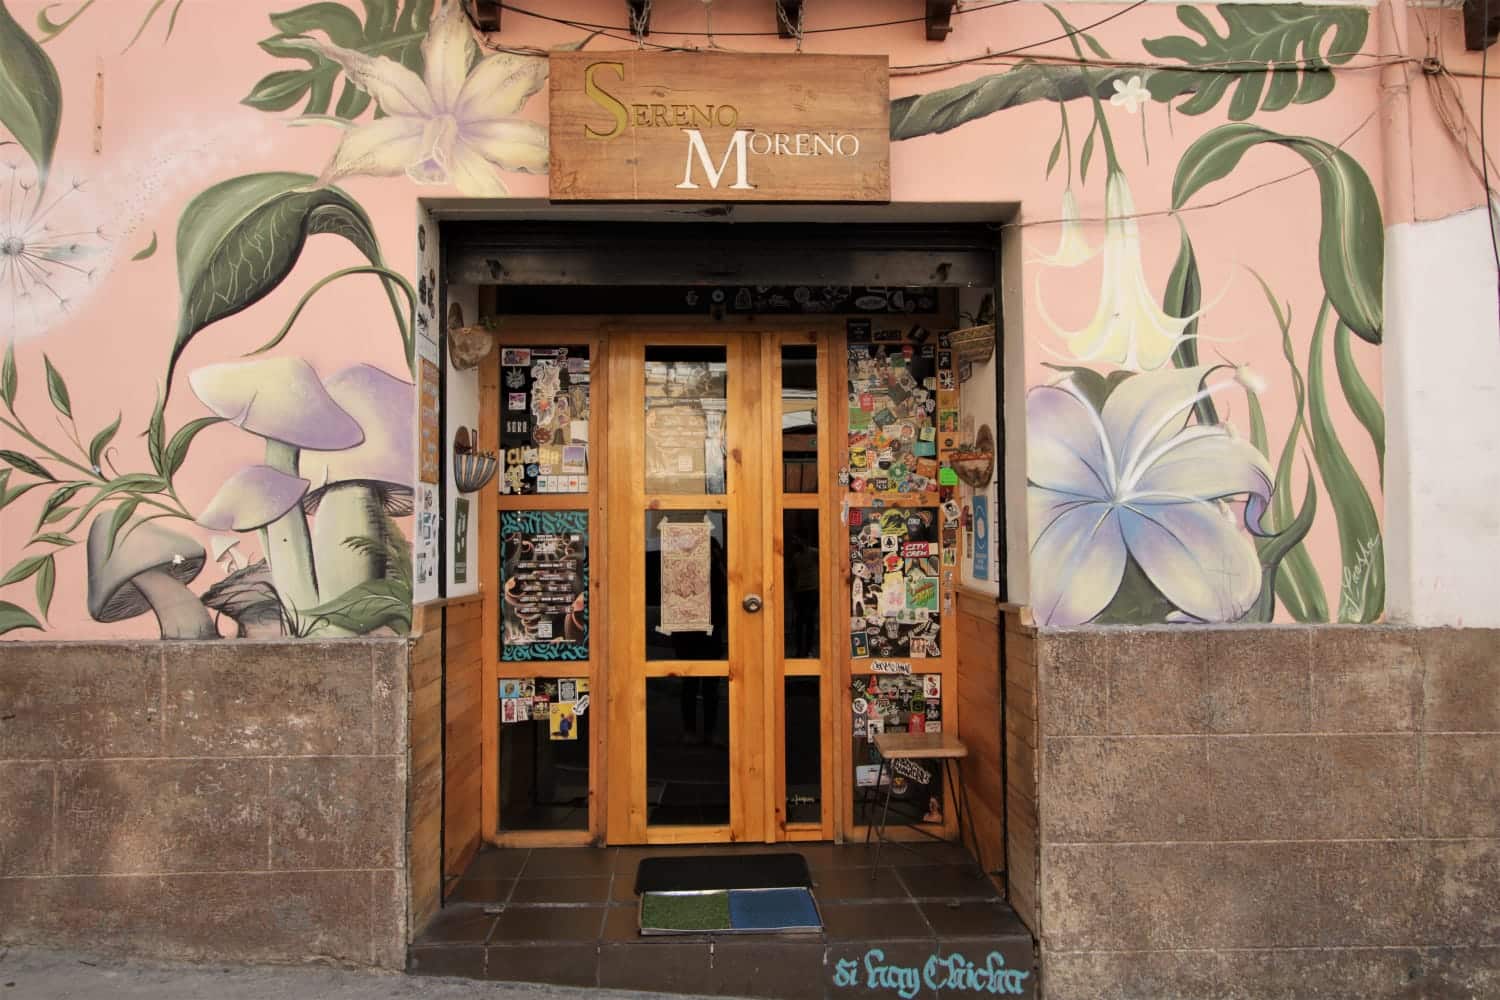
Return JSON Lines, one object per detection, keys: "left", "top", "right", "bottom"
{"left": 639, "top": 887, "right": 822, "bottom": 935}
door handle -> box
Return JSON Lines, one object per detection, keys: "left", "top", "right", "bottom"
{"left": 742, "top": 594, "right": 763, "bottom": 613}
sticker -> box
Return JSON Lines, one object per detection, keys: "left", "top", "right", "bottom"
{"left": 907, "top": 712, "right": 926, "bottom": 734}
{"left": 574, "top": 693, "right": 590, "bottom": 716}
{"left": 558, "top": 678, "right": 578, "bottom": 702}
{"left": 508, "top": 392, "right": 528, "bottom": 410}
{"left": 870, "top": 659, "right": 912, "bottom": 675}
{"left": 501, "top": 698, "right": 519, "bottom": 723}
{"left": 501, "top": 348, "right": 531, "bottom": 366}
{"left": 549, "top": 701, "right": 578, "bottom": 740}
{"left": 851, "top": 632, "right": 870, "bottom": 658}
{"left": 939, "top": 466, "right": 959, "bottom": 486}
{"left": 499, "top": 679, "right": 524, "bottom": 700}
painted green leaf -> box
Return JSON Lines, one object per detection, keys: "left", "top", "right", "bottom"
{"left": 105, "top": 498, "right": 140, "bottom": 558}
{"left": 147, "top": 390, "right": 166, "bottom": 475}
{"left": 1045, "top": 134, "right": 1062, "bottom": 179}
{"left": 1309, "top": 307, "right": 1383, "bottom": 623}
{"left": 29, "top": 532, "right": 75, "bottom": 547}
{"left": 302, "top": 577, "right": 412, "bottom": 635}
{"left": 164, "top": 416, "right": 223, "bottom": 478}
{"left": 167, "top": 172, "right": 385, "bottom": 392}
{"left": 35, "top": 481, "right": 84, "bottom": 531}
{"left": 1079, "top": 127, "right": 1096, "bottom": 184}
{"left": 1162, "top": 223, "right": 1218, "bottom": 425}
{"left": 1, "top": 340, "right": 15, "bottom": 409}
{"left": 0, "top": 600, "right": 42, "bottom": 636}
{"left": 42, "top": 353, "right": 70, "bottom": 418}
{"left": 34, "top": 553, "right": 54, "bottom": 621}
{"left": 1143, "top": 5, "right": 1366, "bottom": 119}
{"left": 0, "top": 0, "right": 62, "bottom": 187}
{"left": 131, "top": 231, "right": 158, "bottom": 261}
{"left": 0, "top": 449, "right": 53, "bottom": 480}
{"left": 243, "top": 0, "right": 434, "bottom": 118}
{"left": 0, "top": 475, "right": 46, "bottom": 510}
{"left": 1038, "top": 364, "right": 1134, "bottom": 412}
{"left": 1247, "top": 470, "right": 1318, "bottom": 622}
{"left": 1, "top": 553, "right": 50, "bottom": 586}
{"left": 889, "top": 63, "right": 1190, "bottom": 140}
{"left": 1172, "top": 123, "right": 1383, "bottom": 344}
{"left": 1251, "top": 270, "right": 1329, "bottom": 623}
{"left": 88, "top": 413, "right": 121, "bottom": 469}
{"left": 1334, "top": 320, "right": 1385, "bottom": 482}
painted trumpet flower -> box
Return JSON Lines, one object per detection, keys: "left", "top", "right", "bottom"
{"left": 295, "top": 0, "right": 548, "bottom": 196}
{"left": 1031, "top": 188, "right": 1099, "bottom": 267}
{"left": 1027, "top": 365, "right": 1273, "bottom": 626}
{"left": 1038, "top": 171, "right": 1202, "bottom": 371}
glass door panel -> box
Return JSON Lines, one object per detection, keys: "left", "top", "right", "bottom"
{"left": 606, "top": 331, "right": 766, "bottom": 844}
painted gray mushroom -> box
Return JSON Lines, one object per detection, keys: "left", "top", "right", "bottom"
{"left": 86, "top": 512, "right": 216, "bottom": 639}
{"left": 189, "top": 358, "right": 362, "bottom": 615}
{"left": 301, "top": 364, "right": 415, "bottom": 602}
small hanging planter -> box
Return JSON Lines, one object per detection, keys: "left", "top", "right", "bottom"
{"left": 950, "top": 423, "right": 995, "bottom": 488}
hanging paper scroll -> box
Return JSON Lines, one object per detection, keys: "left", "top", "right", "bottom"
{"left": 500, "top": 510, "right": 588, "bottom": 661}
{"left": 657, "top": 518, "right": 713, "bottom": 635}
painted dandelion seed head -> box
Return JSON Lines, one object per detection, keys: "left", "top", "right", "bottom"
{"left": 0, "top": 164, "right": 111, "bottom": 340}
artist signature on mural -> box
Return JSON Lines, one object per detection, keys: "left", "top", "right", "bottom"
{"left": 832, "top": 948, "right": 1030, "bottom": 998}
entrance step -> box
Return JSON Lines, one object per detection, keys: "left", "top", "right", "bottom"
{"left": 410, "top": 843, "right": 1037, "bottom": 998}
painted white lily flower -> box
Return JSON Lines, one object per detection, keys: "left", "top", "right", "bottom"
{"left": 1031, "top": 188, "right": 1099, "bottom": 267}
{"left": 1038, "top": 171, "right": 1203, "bottom": 371}
{"left": 1027, "top": 365, "right": 1273, "bottom": 626}
{"left": 297, "top": 1, "right": 548, "bottom": 196}
{"left": 1109, "top": 75, "right": 1151, "bottom": 114}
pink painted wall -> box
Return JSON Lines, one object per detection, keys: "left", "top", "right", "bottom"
{"left": 0, "top": 0, "right": 1398, "bottom": 638}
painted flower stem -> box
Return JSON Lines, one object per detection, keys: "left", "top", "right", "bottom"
{"left": 249, "top": 265, "right": 419, "bottom": 375}
{"left": 0, "top": 412, "right": 191, "bottom": 521}
{"left": 130, "top": 566, "right": 217, "bottom": 638}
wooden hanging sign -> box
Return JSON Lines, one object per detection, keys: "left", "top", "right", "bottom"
{"left": 548, "top": 51, "right": 890, "bottom": 202}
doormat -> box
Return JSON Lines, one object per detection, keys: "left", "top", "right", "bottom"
{"left": 633, "top": 852, "right": 812, "bottom": 894}
{"left": 639, "top": 887, "right": 822, "bottom": 935}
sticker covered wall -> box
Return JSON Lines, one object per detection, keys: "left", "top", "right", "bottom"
{"left": 849, "top": 507, "right": 941, "bottom": 660}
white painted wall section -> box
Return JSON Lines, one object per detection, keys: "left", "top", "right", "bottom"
{"left": 1384, "top": 204, "right": 1500, "bottom": 626}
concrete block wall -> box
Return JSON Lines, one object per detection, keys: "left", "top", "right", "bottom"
{"left": 0, "top": 640, "right": 409, "bottom": 968}
{"left": 1034, "top": 626, "right": 1499, "bottom": 999}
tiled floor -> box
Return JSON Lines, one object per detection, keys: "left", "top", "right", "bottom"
{"left": 410, "top": 841, "right": 1036, "bottom": 998}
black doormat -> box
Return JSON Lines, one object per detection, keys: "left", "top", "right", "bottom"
{"left": 634, "top": 853, "right": 811, "bottom": 894}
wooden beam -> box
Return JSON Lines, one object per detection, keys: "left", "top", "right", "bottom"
{"left": 775, "top": 0, "right": 804, "bottom": 39}
{"left": 926, "top": 0, "right": 956, "bottom": 41}
{"left": 626, "top": 0, "right": 651, "bottom": 36}
{"left": 1465, "top": 0, "right": 1500, "bottom": 50}
{"left": 469, "top": 0, "right": 500, "bottom": 31}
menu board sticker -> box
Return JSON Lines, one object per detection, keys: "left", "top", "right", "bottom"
{"left": 500, "top": 346, "right": 590, "bottom": 495}
{"left": 500, "top": 510, "right": 588, "bottom": 661}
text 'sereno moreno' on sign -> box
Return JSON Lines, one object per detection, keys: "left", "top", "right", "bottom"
{"left": 548, "top": 51, "right": 891, "bottom": 202}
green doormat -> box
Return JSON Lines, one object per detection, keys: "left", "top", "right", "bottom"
{"left": 639, "top": 888, "right": 823, "bottom": 935}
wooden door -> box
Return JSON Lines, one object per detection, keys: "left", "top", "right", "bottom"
{"left": 606, "top": 330, "right": 767, "bottom": 843}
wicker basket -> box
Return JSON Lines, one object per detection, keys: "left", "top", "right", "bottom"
{"left": 949, "top": 323, "right": 995, "bottom": 366}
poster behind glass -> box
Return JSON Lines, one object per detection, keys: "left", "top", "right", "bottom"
{"left": 500, "top": 510, "right": 588, "bottom": 661}
{"left": 500, "top": 346, "right": 590, "bottom": 495}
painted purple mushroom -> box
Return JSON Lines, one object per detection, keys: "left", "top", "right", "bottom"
{"left": 301, "top": 364, "right": 415, "bottom": 602}
{"left": 189, "top": 359, "right": 362, "bottom": 614}
{"left": 86, "top": 513, "right": 217, "bottom": 639}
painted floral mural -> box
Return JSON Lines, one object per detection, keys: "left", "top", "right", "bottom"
{"left": 0, "top": 0, "right": 1384, "bottom": 637}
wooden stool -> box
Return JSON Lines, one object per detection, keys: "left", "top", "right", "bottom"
{"left": 863, "top": 732, "right": 979, "bottom": 878}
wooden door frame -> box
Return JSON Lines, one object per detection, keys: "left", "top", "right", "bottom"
{"left": 479, "top": 314, "right": 961, "bottom": 849}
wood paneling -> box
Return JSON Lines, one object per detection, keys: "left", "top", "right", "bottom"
{"left": 444, "top": 598, "right": 484, "bottom": 880}
{"left": 956, "top": 588, "right": 1003, "bottom": 876}
{"left": 1002, "top": 604, "right": 1039, "bottom": 936}
{"left": 406, "top": 603, "right": 444, "bottom": 937}
{"left": 548, "top": 52, "right": 890, "bottom": 203}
